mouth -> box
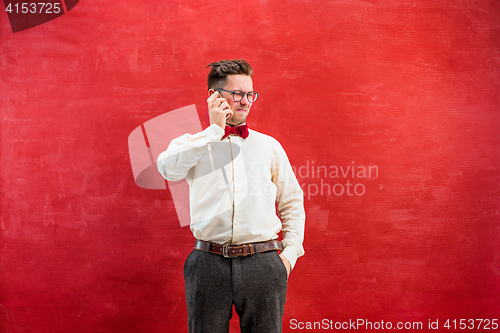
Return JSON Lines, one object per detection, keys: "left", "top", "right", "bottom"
{"left": 236, "top": 108, "right": 247, "bottom": 113}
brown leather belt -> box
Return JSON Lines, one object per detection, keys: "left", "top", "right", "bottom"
{"left": 194, "top": 239, "right": 283, "bottom": 258}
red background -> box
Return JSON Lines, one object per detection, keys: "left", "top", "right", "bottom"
{"left": 1, "top": 0, "right": 499, "bottom": 332}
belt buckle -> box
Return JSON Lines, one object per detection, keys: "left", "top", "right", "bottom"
{"left": 222, "top": 244, "right": 237, "bottom": 258}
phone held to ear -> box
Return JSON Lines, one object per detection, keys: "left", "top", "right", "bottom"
{"left": 207, "top": 91, "right": 230, "bottom": 119}
{"left": 207, "top": 91, "right": 221, "bottom": 102}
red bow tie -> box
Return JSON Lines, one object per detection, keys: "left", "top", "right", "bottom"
{"left": 222, "top": 124, "right": 249, "bottom": 139}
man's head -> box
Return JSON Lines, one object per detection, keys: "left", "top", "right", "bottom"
{"left": 207, "top": 59, "right": 256, "bottom": 126}
{"left": 207, "top": 59, "right": 253, "bottom": 90}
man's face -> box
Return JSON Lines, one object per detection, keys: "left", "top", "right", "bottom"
{"left": 219, "top": 74, "right": 254, "bottom": 126}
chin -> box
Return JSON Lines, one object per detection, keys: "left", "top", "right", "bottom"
{"left": 228, "top": 116, "right": 247, "bottom": 126}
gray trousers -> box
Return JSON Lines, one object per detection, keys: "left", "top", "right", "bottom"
{"left": 184, "top": 248, "right": 288, "bottom": 333}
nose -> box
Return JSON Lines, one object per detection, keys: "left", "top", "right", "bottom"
{"left": 240, "top": 94, "right": 249, "bottom": 105}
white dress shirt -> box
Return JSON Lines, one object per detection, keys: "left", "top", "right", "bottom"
{"left": 157, "top": 124, "right": 305, "bottom": 268}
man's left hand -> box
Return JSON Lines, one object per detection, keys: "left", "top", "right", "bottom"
{"left": 279, "top": 254, "right": 291, "bottom": 278}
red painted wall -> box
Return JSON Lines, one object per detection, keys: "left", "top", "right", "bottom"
{"left": 1, "top": 0, "right": 499, "bottom": 332}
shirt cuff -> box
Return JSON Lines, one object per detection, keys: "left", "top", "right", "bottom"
{"left": 203, "top": 123, "right": 225, "bottom": 142}
{"left": 280, "top": 245, "right": 299, "bottom": 270}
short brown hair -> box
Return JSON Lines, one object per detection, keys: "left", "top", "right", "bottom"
{"left": 206, "top": 59, "right": 253, "bottom": 90}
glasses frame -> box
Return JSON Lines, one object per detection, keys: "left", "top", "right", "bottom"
{"left": 214, "top": 89, "right": 259, "bottom": 103}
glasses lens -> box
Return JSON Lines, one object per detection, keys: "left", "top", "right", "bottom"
{"left": 247, "top": 92, "right": 258, "bottom": 103}
{"left": 233, "top": 91, "right": 245, "bottom": 102}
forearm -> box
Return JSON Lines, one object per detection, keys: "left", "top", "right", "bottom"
{"left": 280, "top": 198, "right": 305, "bottom": 270}
{"left": 274, "top": 145, "right": 305, "bottom": 270}
{"left": 157, "top": 124, "right": 224, "bottom": 181}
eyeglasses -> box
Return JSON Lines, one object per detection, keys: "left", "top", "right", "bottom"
{"left": 215, "top": 89, "right": 259, "bottom": 103}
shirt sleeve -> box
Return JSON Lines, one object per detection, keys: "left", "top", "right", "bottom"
{"left": 157, "top": 124, "right": 224, "bottom": 181}
{"left": 271, "top": 140, "right": 305, "bottom": 270}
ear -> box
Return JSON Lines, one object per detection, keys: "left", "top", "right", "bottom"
{"left": 208, "top": 89, "right": 216, "bottom": 97}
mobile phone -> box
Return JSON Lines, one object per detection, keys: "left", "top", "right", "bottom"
{"left": 207, "top": 91, "right": 221, "bottom": 102}
{"left": 207, "top": 91, "right": 231, "bottom": 119}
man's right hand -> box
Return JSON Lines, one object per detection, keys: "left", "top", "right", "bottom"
{"left": 208, "top": 91, "right": 233, "bottom": 130}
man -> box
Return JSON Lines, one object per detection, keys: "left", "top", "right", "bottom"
{"left": 157, "top": 59, "right": 305, "bottom": 333}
